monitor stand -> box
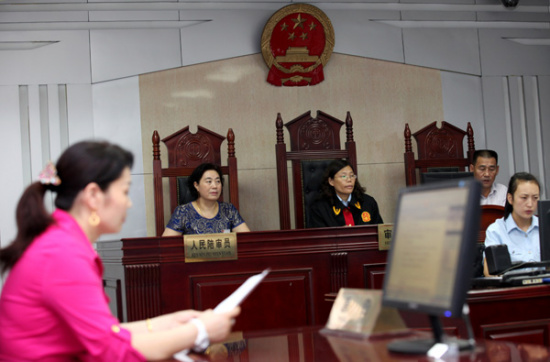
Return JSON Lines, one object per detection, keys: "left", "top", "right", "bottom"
{"left": 387, "top": 315, "right": 474, "bottom": 355}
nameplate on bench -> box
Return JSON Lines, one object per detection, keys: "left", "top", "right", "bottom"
{"left": 377, "top": 224, "right": 393, "bottom": 251}
{"left": 183, "top": 232, "right": 238, "bottom": 262}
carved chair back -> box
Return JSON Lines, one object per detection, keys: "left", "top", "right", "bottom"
{"left": 404, "top": 121, "right": 475, "bottom": 186}
{"left": 275, "top": 110, "right": 357, "bottom": 229}
{"left": 478, "top": 205, "right": 505, "bottom": 243}
{"left": 152, "top": 126, "right": 239, "bottom": 236}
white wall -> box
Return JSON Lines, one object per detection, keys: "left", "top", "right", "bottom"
{"left": 92, "top": 77, "right": 147, "bottom": 240}
{"left": 482, "top": 75, "right": 549, "bottom": 198}
{"left": 0, "top": 86, "right": 25, "bottom": 266}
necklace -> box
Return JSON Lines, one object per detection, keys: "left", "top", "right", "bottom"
{"left": 195, "top": 201, "right": 217, "bottom": 216}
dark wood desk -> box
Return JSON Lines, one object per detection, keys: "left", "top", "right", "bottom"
{"left": 98, "top": 226, "right": 550, "bottom": 347}
{"left": 323, "top": 285, "right": 550, "bottom": 347}
{"left": 467, "top": 284, "right": 550, "bottom": 345}
{"left": 177, "top": 326, "right": 550, "bottom": 361}
{"left": 98, "top": 225, "right": 387, "bottom": 332}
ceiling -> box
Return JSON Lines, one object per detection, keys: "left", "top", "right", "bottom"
{"left": 0, "top": 1, "right": 549, "bottom": 45}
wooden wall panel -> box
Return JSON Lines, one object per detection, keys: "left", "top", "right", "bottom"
{"left": 98, "top": 226, "right": 550, "bottom": 347}
{"left": 103, "top": 278, "right": 123, "bottom": 322}
{"left": 190, "top": 269, "right": 315, "bottom": 331}
{"left": 99, "top": 225, "right": 383, "bottom": 327}
{"left": 482, "top": 320, "right": 550, "bottom": 346}
{"left": 362, "top": 263, "right": 387, "bottom": 290}
{"left": 125, "top": 263, "right": 161, "bottom": 321}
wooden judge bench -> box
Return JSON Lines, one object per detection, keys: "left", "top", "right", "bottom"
{"left": 97, "top": 225, "right": 550, "bottom": 347}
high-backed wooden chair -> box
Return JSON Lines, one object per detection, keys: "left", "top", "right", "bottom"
{"left": 473, "top": 204, "right": 505, "bottom": 276}
{"left": 404, "top": 121, "right": 476, "bottom": 186}
{"left": 275, "top": 110, "right": 357, "bottom": 230}
{"left": 478, "top": 205, "right": 505, "bottom": 243}
{"left": 152, "top": 126, "right": 239, "bottom": 236}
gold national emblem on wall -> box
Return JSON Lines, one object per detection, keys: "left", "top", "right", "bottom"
{"left": 261, "top": 4, "right": 334, "bottom": 87}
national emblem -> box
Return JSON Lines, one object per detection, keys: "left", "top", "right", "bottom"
{"left": 261, "top": 4, "right": 334, "bottom": 87}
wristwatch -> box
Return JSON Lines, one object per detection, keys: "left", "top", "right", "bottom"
{"left": 190, "top": 318, "right": 210, "bottom": 352}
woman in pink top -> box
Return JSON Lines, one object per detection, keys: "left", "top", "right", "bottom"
{"left": 0, "top": 141, "right": 239, "bottom": 361}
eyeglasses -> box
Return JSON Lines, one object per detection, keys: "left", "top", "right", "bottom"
{"left": 337, "top": 174, "right": 357, "bottom": 181}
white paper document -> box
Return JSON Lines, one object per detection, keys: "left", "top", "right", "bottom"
{"left": 173, "top": 268, "right": 270, "bottom": 361}
{"left": 214, "top": 268, "right": 270, "bottom": 313}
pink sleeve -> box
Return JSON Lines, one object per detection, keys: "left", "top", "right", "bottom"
{"left": 43, "top": 242, "right": 145, "bottom": 362}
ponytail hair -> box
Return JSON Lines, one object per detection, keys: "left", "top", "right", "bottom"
{"left": 0, "top": 182, "right": 53, "bottom": 274}
{"left": 0, "top": 140, "right": 133, "bottom": 274}
{"left": 504, "top": 172, "right": 540, "bottom": 219}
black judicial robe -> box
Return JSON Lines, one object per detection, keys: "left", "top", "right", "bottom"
{"left": 309, "top": 193, "right": 383, "bottom": 228}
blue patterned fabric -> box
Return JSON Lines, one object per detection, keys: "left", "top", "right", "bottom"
{"left": 165, "top": 201, "right": 245, "bottom": 235}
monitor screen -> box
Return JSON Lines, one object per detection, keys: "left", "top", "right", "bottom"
{"left": 420, "top": 171, "right": 473, "bottom": 185}
{"left": 382, "top": 179, "right": 481, "bottom": 354}
{"left": 539, "top": 200, "right": 550, "bottom": 261}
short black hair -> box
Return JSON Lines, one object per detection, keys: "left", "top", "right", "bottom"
{"left": 472, "top": 149, "right": 498, "bottom": 165}
{"left": 318, "top": 159, "right": 365, "bottom": 204}
{"left": 187, "top": 163, "right": 223, "bottom": 200}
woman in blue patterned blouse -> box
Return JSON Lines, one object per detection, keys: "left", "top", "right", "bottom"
{"left": 162, "top": 163, "right": 250, "bottom": 236}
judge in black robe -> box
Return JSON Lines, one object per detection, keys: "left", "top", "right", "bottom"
{"left": 309, "top": 160, "right": 383, "bottom": 228}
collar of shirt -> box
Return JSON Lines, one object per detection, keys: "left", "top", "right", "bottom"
{"left": 505, "top": 214, "right": 539, "bottom": 234}
{"left": 481, "top": 182, "right": 498, "bottom": 200}
{"left": 488, "top": 182, "right": 498, "bottom": 197}
{"left": 337, "top": 194, "right": 352, "bottom": 207}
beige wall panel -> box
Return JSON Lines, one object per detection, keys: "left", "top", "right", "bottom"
{"left": 359, "top": 163, "right": 407, "bottom": 224}
{"left": 236, "top": 168, "right": 281, "bottom": 232}
{"left": 140, "top": 53, "right": 443, "bottom": 233}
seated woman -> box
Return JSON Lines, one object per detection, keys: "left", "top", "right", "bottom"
{"left": 162, "top": 163, "right": 250, "bottom": 236}
{"left": 483, "top": 172, "right": 540, "bottom": 276}
{"left": 309, "top": 159, "right": 383, "bottom": 228}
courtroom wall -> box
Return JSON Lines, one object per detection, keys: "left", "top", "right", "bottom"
{"left": 139, "top": 53, "right": 550, "bottom": 234}
{"left": 139, "top": 53, "right": 445, "bottom": 232}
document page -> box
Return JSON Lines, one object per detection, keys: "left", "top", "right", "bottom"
{"left": 173, "top": 268, "right": 270, "bottom": 361}
{"left": 214, "top": 268, "right": 270, "bottom": 313}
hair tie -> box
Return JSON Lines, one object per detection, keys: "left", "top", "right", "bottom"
{"left": 38, "top": 161, "right": 61, "bottom": 189}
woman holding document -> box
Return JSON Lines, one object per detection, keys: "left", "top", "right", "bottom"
{"left": 0, "top": 141, "right": 239, "bottom": 361}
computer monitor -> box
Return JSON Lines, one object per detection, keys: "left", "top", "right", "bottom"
{"left": 420, "top": 171, "right": 473, "bottom": 185}
{"left": 539, "top": 200, "right": 550, "bottom": 261}
{"left": 382, "top": 179, "right": 481, "bottom": 354}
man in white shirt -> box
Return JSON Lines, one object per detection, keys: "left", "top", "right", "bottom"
{"left": 469, "top": 149, "right": 507, "bottom": 206}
